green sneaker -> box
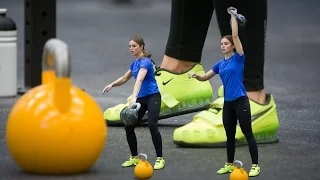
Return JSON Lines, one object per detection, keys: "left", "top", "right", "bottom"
{"left": 173, "top": 85, "right": 280, "bottom": 147}
{"left": 153, "top": 157, "right": 165, "bottom": 170}
{"left": 104, "top": 63, "right": 213, "bottom": 126}
{"left": 249, "top": 164, "right": 260, "bottom": 177}
{"left": 121, "top": 156, "right": 139, "bottom": 167}
{"left": 217, "top": 163, "right": 234, "bottom": 174}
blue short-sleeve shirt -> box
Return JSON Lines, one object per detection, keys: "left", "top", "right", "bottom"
{"left": 212, "top": 52, "right": 247, "bottom": 101}
{"left": 130, "top": 57, "right": 159, "bottom": 98}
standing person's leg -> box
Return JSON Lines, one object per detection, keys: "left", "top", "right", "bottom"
{"left": 217, "top": 101, "right": 237, "bottom": 174}
{"left": 145, "top": 93, "right": 165, "bottom": 170}
{"left": 173, "top": 0, "right": 280, "bottom": 148}
{"left": 160, "top": 0, "right": 214, "bottom": 73}
{"left": 104, "top": 0, "right": 216, "bottom": 125}
{"left": 121, "top": 102, "right": 147, "bottom": 167}
{"left": 234, "top": 96, "right": 260, "bottom": 177}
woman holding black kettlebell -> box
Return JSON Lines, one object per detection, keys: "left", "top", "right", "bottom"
{"left": 188, "top": 7, "right": 260, "bottom": 177}
{"left": 102, "top": 36, "right": 165, "bottom": 170}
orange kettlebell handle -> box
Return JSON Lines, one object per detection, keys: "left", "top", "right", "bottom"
{"left": 42, "top": 39, "right": 72, "bottom": 113}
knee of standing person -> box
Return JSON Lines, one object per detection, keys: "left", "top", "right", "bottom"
{"left": 226, "top": 132, "right": 237, "bottom": 140}
{"left": 147, "top": 115, "right": 160, "bottom": 133}
{"left": 147, "top": 120, "right": 158, "bottom": 130}
{"left": 239, "top": 124, "right": 255, "bottom": 139}
{"left": 125, "top": 125, "right": 136, "bottom": 132}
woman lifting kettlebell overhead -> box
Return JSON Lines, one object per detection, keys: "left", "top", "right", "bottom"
{"left": 189, "top": 7, "right": 260, "bottom": 177}
{"left": 102, "top": 36, "right": 165, "bottom": 170}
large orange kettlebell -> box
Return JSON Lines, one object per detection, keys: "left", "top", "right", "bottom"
{"left": 134, "top": 153, "right": 154, "bottom": 180}
{"left": 6, "top": 38, "right": 107, "bottom": 175}
{"left": 230, "top": 160, "right": 249, "bottom": 180}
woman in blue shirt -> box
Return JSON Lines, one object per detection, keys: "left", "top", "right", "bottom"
{"left": 102, "top": 36, "right": 165, "bottom": 170}
{"left": 189, "top": 8, "right": 260, "bottom": 177}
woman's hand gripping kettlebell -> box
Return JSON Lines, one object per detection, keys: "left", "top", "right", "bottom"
{"left": 227, "top": 6, "right": 237, "bottom": 14}
{"left": 129, "top": 96, "right": 137, "bottom": 108}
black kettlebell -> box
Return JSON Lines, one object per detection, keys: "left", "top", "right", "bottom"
{"left": 120, "top": 103, "right": 141, "bottom": 127}
{"left": 227, "top": 7, "right": 247, "bottom": 29}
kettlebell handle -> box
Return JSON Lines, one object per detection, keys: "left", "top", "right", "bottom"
{"left": 137, "top": 153, "right": 148, "bottom": 161}
{"left": 132, "top": 103, "right": 141, "bottom": 112}
{"left": 227, "top": 7, "right": 247, "bottom": 29}
{"left": 41, "top": 38, "right": 72, "bottom": 113}
{"left": 233, "top": 160, "right": 243, "bottom": 168}
{"left": 227, "top": 7, "right": 237, "bottom": 16}
{"left": 42, "top": 39, "right": 71, "bottom": 78}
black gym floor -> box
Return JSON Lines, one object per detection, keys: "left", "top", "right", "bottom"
{"left": 0, "top": 0, "right": 319, "bottom": 179}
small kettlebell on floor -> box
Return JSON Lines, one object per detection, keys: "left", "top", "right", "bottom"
{"left": 134, "top": 153, "right": 154, "bottom": 180}
{"left": 230, "top": 160, "right": 249, "bottom": 180}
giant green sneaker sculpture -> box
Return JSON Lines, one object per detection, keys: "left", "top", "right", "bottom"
{"left": 173, "top": 86, "right": 280, "bottom": 147}
{"left": 104, "top": 64, "right": 214, "bottom": 126}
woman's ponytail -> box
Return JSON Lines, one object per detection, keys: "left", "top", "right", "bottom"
{"left": 142, "top": 50, "right": 152, "bottom": 59}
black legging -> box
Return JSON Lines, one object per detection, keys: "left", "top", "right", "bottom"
{"left": 223, "top": 96, "right": 258, "bottom": 164}
{"left": 125, "top": 93, "right": 163, "bottom": 157}
{"left": 165, "top": 0, "right": 267, "bottom": 91}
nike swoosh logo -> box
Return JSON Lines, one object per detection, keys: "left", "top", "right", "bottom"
{"left": 236, "top": 106, "right": 273, "bottom": 125}
{"left": 162, "top": 77, "right": 174, "bottom": 85}
{"left": 251, "top": 106, "right": 272, "bottom": 122}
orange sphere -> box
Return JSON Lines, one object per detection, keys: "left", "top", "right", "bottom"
{"left": 134, "top": 154, "right": 154, "bottom": 180}
{"left": 6, "top": 79, "right": 107, "bottom": 175}
{"left": 230, "top": 162, "right": 249, "bottom": 180}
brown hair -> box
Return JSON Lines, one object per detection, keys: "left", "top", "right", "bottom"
{"left": 221, "top": 35, "right": 234, "bottom": 45}
{"left": 129, "top": 36, "right": 152, "bottom": 59}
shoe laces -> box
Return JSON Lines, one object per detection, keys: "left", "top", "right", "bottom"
{"left": 250, "top": 164, "right": 259, "bottom": 171}
{"left": 207, "top": 103, "right": 223, "bottom": 114}
{"left": 129, "top": 156, "right": 137, "bottom": 160}
{"left": 218, "top": 163, "right": 231, "bottom": 171}
{"left": 150, "top": 59, "right": 161, "bottom": 76}
{"left": 155, "top": 71, "right": 161, "bottom": 76}
{"left": 156, "top": 157, "right": 163, "bottom": 162}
